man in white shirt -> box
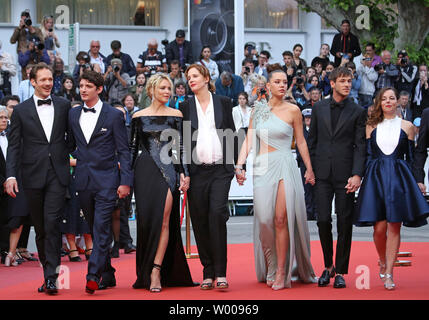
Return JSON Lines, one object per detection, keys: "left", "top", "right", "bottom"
{"left": 4, "top": 62, "right": 72, "bottom": 295}
{"left": 88, "top": 40, "right": 106, "bottom": 74}
{"left": 68, "top": 70, "right": 132, "bottom": 294}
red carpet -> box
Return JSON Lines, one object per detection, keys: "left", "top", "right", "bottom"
{"left": 1, "top": 241, "right": 428, "bottom": 300}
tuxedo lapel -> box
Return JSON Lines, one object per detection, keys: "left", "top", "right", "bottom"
{"left": 74, "top": 106, "right": 87, "bottom": 144}
{"left": 189, "top": 97, "right": 199, "bottom": 129}
{"left": 213, "top": 94, "right": 223, "bottom": 129}
{"left": 27, "top": 99, "right": 49, "bottom": 143}
{"left": 322, "top": 103, "right": 333, "bottom": 136}
{"left": 89, "top": 103, "right": 108, "bottom": 143}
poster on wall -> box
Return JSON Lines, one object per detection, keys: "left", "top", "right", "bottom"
{"left": 190, "top": 0, "right": 235, "bottom": 74}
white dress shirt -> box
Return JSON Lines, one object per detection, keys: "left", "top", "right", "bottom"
{"left": 33, "top": 94, "right": 54, "bottom": 143}
{"left": 79, "top": 99, "right": 103, "bottom": 143}
{"left": 195, "top": 93, "right": 223, "bottom": 164}
{"left": 0, "top": 131, "right": 7, "bottom": 159}
{"left": 232, "top": 105, "right": 251, "bottom": 131}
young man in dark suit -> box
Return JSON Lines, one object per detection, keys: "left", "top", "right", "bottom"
{"left": 307, "top": 67, "right": 367, "bottom": 288}
{"left": 4, "top": 63, "right": 72, "bottom": 294}
{"left": 0, "top": 106, "right": 9, "bottom": 264}
{"left": 68, "top": 70, "right": 132, "bottom": 294}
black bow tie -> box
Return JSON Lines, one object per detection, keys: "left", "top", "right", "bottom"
{"left": 0, "top": 131, "right": 6, "bottom": 136}
{"left": 37, "top": 98, "right": 52, "bottom": 106}
{"left": 330, "top": 99, "right": 345, "bottom": 109}
{"left": 83, "top": 106, "right": 96, "bottom": 113}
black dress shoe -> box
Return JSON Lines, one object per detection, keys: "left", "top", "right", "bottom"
{"left": 318, "top": 267, "right": 336, "bottom": 287}
{"left": 98, "top": 277, "right": 117, "bottom": 290}
{"left": 37, "top": 283, "right": 46, "bottom": 293}
{"left": 333, "top": 275, "right": 346, "bottom": 288}
{"left": 45, "top": 279, "right": 58, "bottom": 295}
{"left": 86, "top": 280, "right": 99, "bottom": 294}
{"left": 110, "top": 242, "right": 120, "bottom": 258}
{"left": 124, "top": 244, "right": 136, "bottom": 254}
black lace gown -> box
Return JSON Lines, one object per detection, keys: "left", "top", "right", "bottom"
{"left": 130, "top": 116, "right": 194, "bottom": 289}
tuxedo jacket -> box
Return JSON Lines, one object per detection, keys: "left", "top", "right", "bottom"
{"left": 6, "top": 96, "right": 71, "bottom": 189}
{"left": 307, "top": 97, "right": 367, "bottom": 182}
{"left": 179, "top": 94, "right": 239, "bottom": 175}
{"left": 413, "top": 107, "right": 429, "bottom": 183}
{"left": 68, "top": 102, "right": 133, "bottom": 191}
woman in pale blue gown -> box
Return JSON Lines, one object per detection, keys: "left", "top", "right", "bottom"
{"left": 235, "top": 68, "right": 317, "bottom": 290}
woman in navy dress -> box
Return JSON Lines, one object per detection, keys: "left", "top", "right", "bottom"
{"left": 355, "top": 87, "right": 429, "bottom": 290}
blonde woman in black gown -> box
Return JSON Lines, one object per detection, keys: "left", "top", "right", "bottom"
{"left": 130, "top": 73, "right": 195, "bottom": 292}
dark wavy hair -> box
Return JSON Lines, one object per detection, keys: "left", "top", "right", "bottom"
{"left": 367, "top": 87, "right": 399, "bottom": 127}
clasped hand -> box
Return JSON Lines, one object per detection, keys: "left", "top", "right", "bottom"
{"left": 345, "top": 175, "right": 361, "bottom": 194}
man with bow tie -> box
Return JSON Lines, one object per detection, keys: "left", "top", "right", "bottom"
{"left": 68, "top": 70, "right": 132, "bottom": 294}
{"left": 307, "top": 67, "right": 367, "bottom": 289}
{"left": 4, "top": 63, "right": 72, "bottom": 295}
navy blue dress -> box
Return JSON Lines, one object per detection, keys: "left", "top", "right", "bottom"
{"left": 355, "top": 129, "right": 429, "bottom": 227}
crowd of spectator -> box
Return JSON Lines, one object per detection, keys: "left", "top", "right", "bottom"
{"left": 1, "top": 12, "right": 429, "bottom": 266}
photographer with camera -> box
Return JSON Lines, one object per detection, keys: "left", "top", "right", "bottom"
{"left": 248, "top": 74, "right": 268, "bottom": 107}
{"left": 40, "top": 15, "right": 60, "bottom": 52}
{"left": 0, "top": 40, "right": 17, "bottom": 97}
{"left": 72, "top": 51, "right": 101, "bottom": 84}
{"left": 395, "top": 50, "right": 417, "bottom": 95}
{"left": 374, "top": 50, "right": 400, "bottom": 93}
{"left": 10, "top": 10, "right": 43, "bottom": 55}
{"left": 287, "top": 69, "right": 310, "bottom": 109}
{"left": 104, "top": 58, "right": 131, "bottom": 104}
{"left": 18, "top": 37, "right": 50, "bottom": 79}
{"left": 136, "top": 39, "right": 167, "bottom": 80}
{"left": 106, "top": 40, "right": 136, "bottom": 78}
{"left": 254, "top": 50, "right": 271, "bottom": 80}
{"left": 240, "top": 58, "right": 255, "bottom": 96}
{"left": 357, "top": 54, "right": 378, "bottom": 108}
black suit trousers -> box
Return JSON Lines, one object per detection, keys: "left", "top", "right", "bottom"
{"left": 78, "top": 187, "right": 116, "bottom": 283}
{"left": 24, "top": 161, "right": 66, "bottom": 282}
{"left": 188, "top": 165, "right": 233, "bottom": 279}
{"left": 315, "top": 174, "right": 354, "bottom": 274}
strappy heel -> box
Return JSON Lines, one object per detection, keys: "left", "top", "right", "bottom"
{"left": 68, "top": 249, "right": 82, "bottom": 262}
{"left": 85, "top": 248, "right": 93, "bottom": 261}
{"left": 4, "top": 252, "right": 19, "bottom": 267}
{"left": 384, "top": 274, "right": 396, "bottom": 290}
{"left": 150, "top": 263, "right": 162, "bottom": 293}
{"left": 378, "top": 260, "right": 386, "bottom": 281}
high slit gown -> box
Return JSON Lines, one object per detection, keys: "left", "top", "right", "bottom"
{"left": 251, "top": 101, "right": 316, "bottom": 288}
{"left": 130, "top": 116, "right": 194, "bottom": 289}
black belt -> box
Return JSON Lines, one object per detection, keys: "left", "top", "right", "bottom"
{"left": 198, "top": 162, "right": 219, "bottom": 167}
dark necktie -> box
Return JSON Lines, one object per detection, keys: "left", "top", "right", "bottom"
{"left": 0, "top": 131, "right": 6, "bottom": 136}
{"left": 37, "top": 98, "right": 52, "bottom": 106}
{"left": 330, "top": 99, "right": 345, "bottom": 132}
{"left": 83, "top": 107, "right": 96, "bottom": 113}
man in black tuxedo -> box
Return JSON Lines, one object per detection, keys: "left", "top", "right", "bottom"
{"left": 4, "top": 63, "right": 71, "bottom": 294}
{"left": 0, "top": 106, "right": 9, "bottom": 263}
{"left": 414, "top": 107, "right": 429, "bottom": 194}
{"left": 166, "top": 29, "right": 193, "bottom": 71}
{"left": 308, "top": 67, "right": 367, "bottom": 288}
{"left": 68, "top": 71, "right": 132, "bottom": 294}
{"left": 180, "top": 66, "right": 241, "bottom": 289}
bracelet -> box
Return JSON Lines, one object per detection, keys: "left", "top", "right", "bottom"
{"left": 234, "top": 165, "right": 243, "bottom": 170}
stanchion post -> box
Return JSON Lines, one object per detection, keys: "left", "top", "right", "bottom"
{"left": 185, "top": 199, "right": 199, "bottom": 259}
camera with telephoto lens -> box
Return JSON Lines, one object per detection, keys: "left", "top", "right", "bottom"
{"left": 400, "top": 57, "right": 407, "bottom": 66}
{"left": 295, "top": 70, "right": 304, "bottom": 85}
{"left": 374, "top": 63, "right": 384, "bottom": 72}
{"left": 113, "top": 65, "right": 120, "bottom": 72}
{"left": 21, "top": 11, "right": 32, "bottom": 26}
{"left": 260, "top": 88, "right": 266, "bottom": 96}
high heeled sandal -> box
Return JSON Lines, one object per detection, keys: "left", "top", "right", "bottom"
{"left": 85, "top": 248, "right": 93, "bottom": 261}
{"left": 5, "top": 252, "right": 19, "bottom": 267}
{"left": 17, "top": 249, "right": 38, "bottom": 262}
{"left": 68, "top": 250, "right": 82, "bottom": 262}
{"left": 378, "top": 260, "right": 386, "bottom": 280}
{"left": 150, "top": 263, "right": 162, "bottom": 293}
{"left": 271, "top": 273, "right": 286, "bottom": 291}
{"left": 384, "top": 274, "right": 396, "bottom": 290}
